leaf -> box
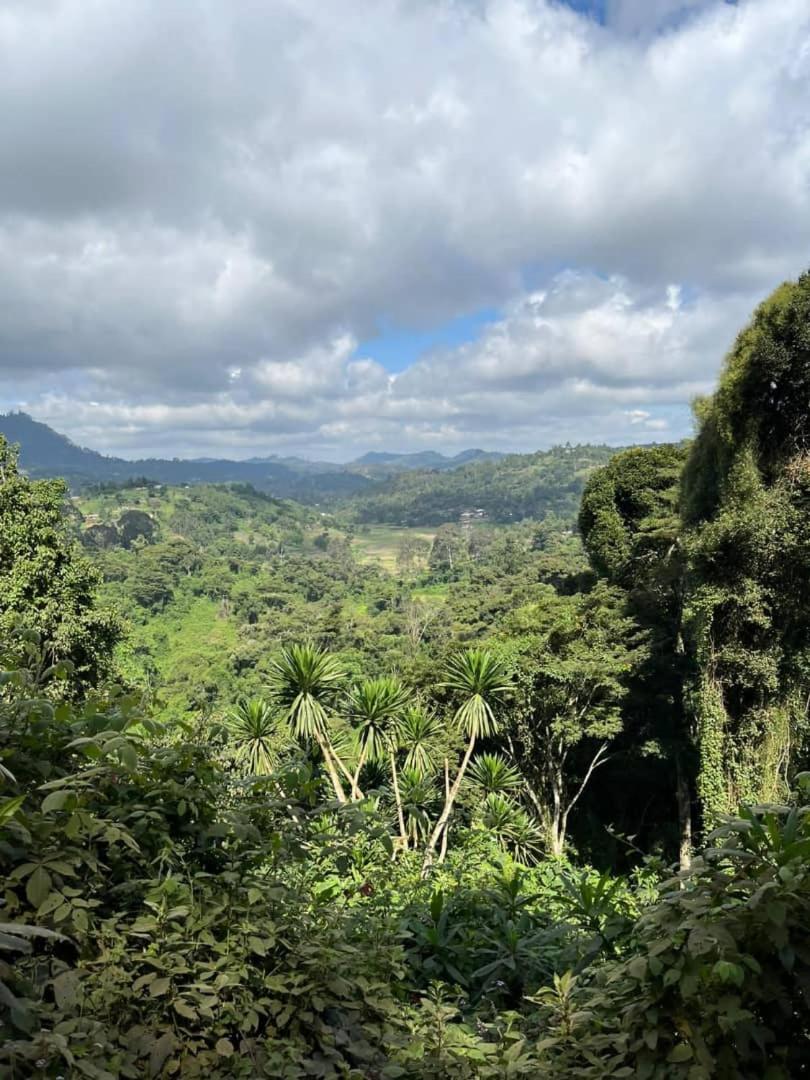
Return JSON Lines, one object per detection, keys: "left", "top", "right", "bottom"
{"left": 149, "top": 976, "right": 171, "bottom": 997}
{"left": 0, "top": 922, "right": 66, "bottom": 942}
{"left": 52, "top": 968, "right": 81, "bottom": 1009}
{"left": 149, "top": 1031, "right": 176, "bottom": 1077}
{"left": 0, "top": 794, "right": 25, "bottom": 827}
{"left": 0, "top": 931, "right": 32, "bottom": 953}
{"left": 712, "top": 960, "right": 744, "bottom": 987}
{"left": 120, "top": 741, "right": 138, "bottom": 771}
{"left": 215, "top": 1038, "right": 234, "bottom": 1057}
{"left": 173, "top": 999, "right": 198, "bottom": 1020}
{"left": 667, "top": 1044, "right": 694, "bottom": 1063}
{"left": 41, "top": 789, "right": 71, "bottom": 813}
{"left": 26, "top": 865, "right": 52, "bottom": 908}
{"left": 37, "top": 891, "right": 65, "bottom": 918}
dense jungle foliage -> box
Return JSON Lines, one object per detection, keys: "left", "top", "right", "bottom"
{"left": 2, "top": 274, "right": 810, "bottom": 1076}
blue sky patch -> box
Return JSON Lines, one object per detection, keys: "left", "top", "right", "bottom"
{"left": 356, "top": 307, "right": 501, "bottom": 373}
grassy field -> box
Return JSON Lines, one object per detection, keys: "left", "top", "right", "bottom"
{"left": 351, "top": 525, "right": 436, "bottom": 573}
{"left": 410, "top": 582, "right": 450, "bottom": 603}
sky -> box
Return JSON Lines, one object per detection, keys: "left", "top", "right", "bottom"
{"left": 0, "top": 0, "right": 808, "bottom": 462}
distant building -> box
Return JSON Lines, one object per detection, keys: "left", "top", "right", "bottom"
{"left": 459, "top": 508, "right": 487, "bottom": 529}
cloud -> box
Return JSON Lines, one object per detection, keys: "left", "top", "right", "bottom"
{"left": 0, "top": 0, "right": 808, "bottom": 456}
{"left": 19, "top": 271, "right": 755, "bottom": 458}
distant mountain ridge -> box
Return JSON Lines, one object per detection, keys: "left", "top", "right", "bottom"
{"left": 349, "top": 448, "right": 504, "bottom": 475}
{"left": 0, "top": 412, "right": 505, "bottom": 500}
{"left": 0, "top": 412, "right": 369, "bottom": 501}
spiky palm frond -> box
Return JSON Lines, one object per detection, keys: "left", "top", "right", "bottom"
{"left": 395, "top": 705, "right": 443, "bottom": 776}
{"left": 478, "top": 792, "right": 544, "bottom": 865}
{"left": 268, "top": 643, "right": 346, "bottom": 739}
{"left": 467, "top": 752, "right": 522, "bottom": 794}
{"left": 346, "top": 676, "right": 411, "bottom": 762}
{"left": 399, "top": 767, "right": 441, "bottom": 842}
{"left": 441, "top": 649, "right": 510, "bottom": 739}
{"left": 227, "top": 696, "right": 281, "bottom": 776}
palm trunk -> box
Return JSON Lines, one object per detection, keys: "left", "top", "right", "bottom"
{"left": 438, "top": 757, "right": 450, "bottom": 863}
{"left": 331, "top": 741, "right": 363, "bottom": 799}
{"left": 315, "top": 731, "right": 347, "bottom": 803}
{"left": 389, "top": 748, "right": 408, "bottom": 848}
{"left": 422, "top": 735, "right": 476, "bottom": 877}
{"left": 350, "top": 741, "right": 370, "bottom": 801}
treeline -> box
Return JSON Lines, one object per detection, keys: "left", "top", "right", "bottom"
{"left": 345, "top": 444, "right": 618, "bottom": 525}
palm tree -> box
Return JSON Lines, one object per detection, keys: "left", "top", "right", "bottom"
{"left": 421, "top": 648, "right": 510, "bottom": 874}
{"left": 478, "top": 792, "right": 544, "bottom": 865}
{"left": 268, "top": 643, "right": 348, "bottom": 803}
{"left": 227, "top": 696, "right": 281, "bottom": 776}
{"left": 467, "top": 752, "right": 522, "bottom": 794}
{"left": 345, "top": 676, "right": 411, "bottom": 800}
{"left": 398, "top": 768, "right": 441, "bottom": 846}
{"left": 397, "top": 705, "right": 443, "bottom": 776}
{"left": 389, "top": 703, "right": 442, "bottom": 847}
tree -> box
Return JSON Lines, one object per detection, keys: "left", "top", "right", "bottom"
{"left": 500, "top": 584, "right": 644, "bottom": 856}
{"left": 428, "top": 524, "right": 466, "bottom": 576}
{"left": 0, "top": 436, "right": 121, "bottom": 694}
{"left": 268, "top": 643, "right": 349, "bottom": 802}
{"left": 680, "top": 272, "right": 810, "bottom": 824}
{"left": 421, "top": 648, "right": 510, "bottom": 874}
{"left": 390, "top": 704, "right": 444, "bottom": 849}
{"left": 227, "top": 696, "right": 283, "bottom": 776}
{"left": 345, "top": 676, "right": 411, "bottom": 800}
{"left": 579, "top": 444, "right": 693, "bottom": 867}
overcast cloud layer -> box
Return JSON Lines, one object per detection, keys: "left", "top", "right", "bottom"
{"left": 1, "top": 0, "right": 808, "bottom": 459}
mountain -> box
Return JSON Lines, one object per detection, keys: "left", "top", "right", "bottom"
{"left": 0, "top": 412, "right": 507, "bottom": 493}
{"left": 0, "top": 412, "right": 370, "bottom": 501}
{"left": 348, "top": 448, "right": 505, "bottom": 476}
{"left": 0, "top": 412, "right": 624, "bottom": 525}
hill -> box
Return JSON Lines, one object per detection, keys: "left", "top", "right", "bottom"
{"left": 1, "top": 413, "right": 620, "bottom": 524}
{"left": 0, "top": 412, "right": 505, "bottom": 497}
{"left": 349, "top": 448, "right": 504, "bottom": 476}
{"left": 345, "top": 444, "right": 620, "bottom": 525}
{"left": 0, "top": 412, "right": 370, "bottom": 501}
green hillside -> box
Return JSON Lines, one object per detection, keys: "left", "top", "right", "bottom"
{"left": 346, "top": 444, "right": 620, "bottom": 525}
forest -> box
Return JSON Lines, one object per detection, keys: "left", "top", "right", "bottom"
{"left": 1, "top": 274, "right": 809, "bottom": 1077}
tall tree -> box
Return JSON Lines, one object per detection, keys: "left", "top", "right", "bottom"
{"left": 345, "top": 676, "right": 411, "bottom": 800}
{"left": 579, "top": 443, "right": 693, "bottom": 866}
{"left": 0, "top": 436, "right": 121, "bottom": 694}
{"left": 680, "top": 272, "right": 810, "bottom": 823}
{"left": 268, "top": 643, "right": 349, "bottom": 803}
{"left": 421, "top": 648, "right": 510, "bottom": 874}
{"left": 499, "top": 584, "right": 644, "bottom": 857}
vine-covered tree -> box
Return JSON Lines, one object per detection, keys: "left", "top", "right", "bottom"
{"left": 681, "top": 272, "right": 810, "bottom": 822}
{"left": 0, "top": 435, "right": 121, "bottom": 693}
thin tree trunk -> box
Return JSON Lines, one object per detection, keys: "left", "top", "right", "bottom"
{"left": 422, "top": 735, "right": 476, "bottom": 877}
{"left": 331, "top": 742, "right": 363, "bottom": 800}
{"left": 550, "top": 742, "right": 609, "bottom": 857}
{"left": 438, "top": 757, "right": 450, "bottom": 863}
{"left": 315, "top": 731, "right": 347, "bottom": 803}
{"left": 390, "top": 748, "right": 408, "bottom": 848}
{"left": 676, "top": 755, "right": 692, "bottom": 873}
{"left": 350, "top": 741, "right": 370, "bottom": 800}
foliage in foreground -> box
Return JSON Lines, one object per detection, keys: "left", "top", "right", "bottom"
{"left": 1, "top": 639, "right": 809, "bottom": 1077}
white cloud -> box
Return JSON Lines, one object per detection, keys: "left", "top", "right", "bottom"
{"left": 0, "top": 0, "right": 808, "bottom": 456}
